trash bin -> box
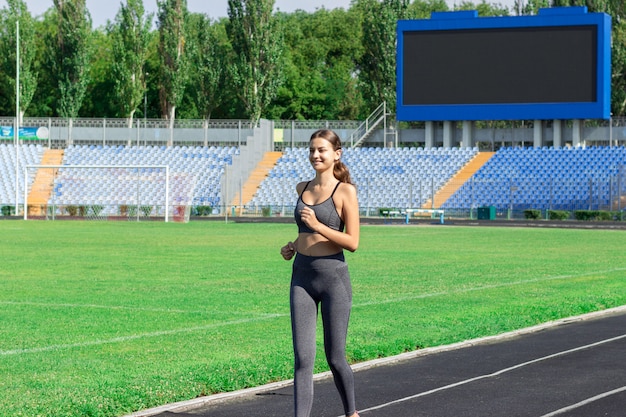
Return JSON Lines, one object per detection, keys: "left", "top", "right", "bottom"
{"left": 477, "top": 206, "right": 496, "bottom": 220}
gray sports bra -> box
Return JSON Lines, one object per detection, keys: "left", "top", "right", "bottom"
{"left": 294, "top": 181, "right": 345, "bottom": 234}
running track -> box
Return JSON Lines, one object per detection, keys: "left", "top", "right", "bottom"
{"left": 127, "top": 306, "right": 626, "bottom": 417}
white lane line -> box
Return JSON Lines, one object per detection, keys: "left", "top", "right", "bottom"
{"left": 354, "top": 333, "right": 626, "bottom": 415}
{"left": 539, "top": 386, "right": 626, "bottom": 417}
{"left": 356, "top": 267, "right": 626, "bottom": 307}
{"left": 0, "top": 314, "right": 285, "bottom": 356}
{"left": 0, "top": 300, "right": 206, "bottom": 314}
{"left": 0, "top": 300, "right": 284, "bottom": 316}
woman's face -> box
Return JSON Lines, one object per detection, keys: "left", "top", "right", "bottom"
{"left": 309, "top": 137, "right": 341, "bottom": 172}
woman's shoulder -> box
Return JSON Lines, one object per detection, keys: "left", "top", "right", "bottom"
{"left": 296, "top": 181, "right": 309, "bottom": 194}
{"left": 336, "top": 182, "right": 357, "bottom": 198}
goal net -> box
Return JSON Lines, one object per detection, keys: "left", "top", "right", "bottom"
{"left": 23, "top": 165, "right": 196, "bottom": 222}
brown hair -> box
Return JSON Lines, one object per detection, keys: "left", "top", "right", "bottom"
{"left": 310, "top": 129, "right": 353, "bottom": 184}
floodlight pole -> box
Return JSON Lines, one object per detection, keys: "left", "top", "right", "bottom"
{"left": 14, "top": 20, "right": 20, "bottom": 216}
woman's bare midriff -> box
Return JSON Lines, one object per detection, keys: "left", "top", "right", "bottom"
{"left": 296, "top": 233, "right": 342, "bottom": 256}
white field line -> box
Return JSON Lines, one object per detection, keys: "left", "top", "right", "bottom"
{"left": 0, "top": 301, "right": 209, "bottom": 315}
{"left": 0, "top": 314, "right": 284, "bottom": 356}
{"left": 2, "top": 267, "right": 625, "bottom": 356}
{"left": 356, "top": 267, "right": 626, "bottom": 307}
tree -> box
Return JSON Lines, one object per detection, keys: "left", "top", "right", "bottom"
{"left": 407, "top": 0, "right": 448, "bottom": 18}
{"left": 108, "top": 0, "right": 153, "bottom": 126}
{"left": 267, "top": 8, "right": 363, "bottom": 120}
{"left": 357, "top": 0, "right": 409, "bottom": 114}
{"left": 455, "top": 0, "right": 510, "bottom": 15}
{"left": 226, "top": 0, "right": 284, "bottom": 124}
{"left": 0, "top": 0, "right": 38, "bottom": 120}
{"left": 81, "top": 28, "right": 117, "bottom": 117}
{"left": 157, "top": 0, "right": 189, "bottom": 124}
{"left": 52, "top": 0, "right": 92, "bottom": 118}
{"left": 185, "top": 13, "right": 229, "bottom": 120}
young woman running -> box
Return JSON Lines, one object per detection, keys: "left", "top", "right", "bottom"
{"left": 280, "top": 129, "right": 360, "bottom": 417}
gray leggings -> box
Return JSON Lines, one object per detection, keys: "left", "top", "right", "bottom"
{"left": 290, "top": 252, "right": 356, "bottom": 417}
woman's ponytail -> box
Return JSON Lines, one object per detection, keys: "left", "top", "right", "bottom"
{"left": 334, "top": 160, "right": 353, "bottom": 184}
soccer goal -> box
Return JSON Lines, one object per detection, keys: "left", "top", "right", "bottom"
{"left": 22, "top": 164, "right": 196, "bottom": 222}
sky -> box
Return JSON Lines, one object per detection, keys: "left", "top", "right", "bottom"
{"left": 0, "top": 0, "right": 519, "bottom": 28}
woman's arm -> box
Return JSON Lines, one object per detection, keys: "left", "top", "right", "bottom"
{"left": 280, "top": 181, "right": 307, "bottom": 261}
{"left": 281, "top": 238, "right": 298, "bottom": 260}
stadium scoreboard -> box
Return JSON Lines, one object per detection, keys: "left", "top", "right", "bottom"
{"left": 396, "top": 7, "right": 612, "bottom": 121}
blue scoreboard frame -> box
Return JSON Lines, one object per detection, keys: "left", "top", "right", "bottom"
{"left": 396, "top": 7, "right": 612, "bottom": 121}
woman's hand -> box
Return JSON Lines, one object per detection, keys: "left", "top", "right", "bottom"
{"left": 281, "top": 241, "right": 296, "bottom": 260}
{"left": 299, "top": 206, "right": 320, "bottom": 232}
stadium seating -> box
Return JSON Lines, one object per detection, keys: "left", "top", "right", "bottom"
{"left": 442, "top": 146, "right": 626, "bottom": 211}
{"left": 249, "top": 146, "right": 478, "bottom": 209}
{"left": 0, "top": 144, "right": 45, "bottom": 206}
{"left": 3, "top": 142, "right": 625, "bottom": 216}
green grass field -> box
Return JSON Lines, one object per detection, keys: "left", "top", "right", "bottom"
{"left": 1, "top": 221, "right": 625, "bottom": 417}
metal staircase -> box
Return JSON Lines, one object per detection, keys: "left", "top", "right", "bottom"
{"left": 349, "top": 102, "right": 397, "bottom": 148}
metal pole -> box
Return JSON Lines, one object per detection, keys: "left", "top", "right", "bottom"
{"left": 224, "top": 167, "right": 228, "bottom": 224}
{"left": 609, "top": 114, "right": 612, "bottom": 148}
{"left": 144, "top": 82, "right": 148, "bottom": 146}
{"left": 136, "top": 171, "right": 140, "bottom": 222}
{"left": 14, "top": 20, "right": 20, "bottom": 216}
{"left": 165, "top": 165, "right": 169, "bottom": 222}
{"left": 23, "top": 165, "right": 27, "bottom": 220}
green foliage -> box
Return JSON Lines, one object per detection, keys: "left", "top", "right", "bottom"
{"left": 157, "top": 0, "right": 189, "bottom": 120}
{"left": 524, "top": 209, "right": 542, "bottom": 219}
{"left": 271, "top": 8, "right": 363, "bottom": 120}
{"left": 1, "top": 205, "right": 15, "bottom": 216}
{"left": 108, "top": 0, "right": 153, "bottom": 123}
{"left": 574, "top": 210, "right": 614, "bottom": 221}
{"left": 407, "top": 0, "right": 449, "bottom": 18}
{"left": 1, "top": 1, "right": 626, "bottom": 120}
{"left": 548, "top": 210, "right": 571, "bottom": 220}
{"left": 357, "top": 0, "right": 409, "bottom": 113}
{"left": 52, "top": 0, "right": 93, "bottom": 118}
{"left": 140, "top": 205, "right": 153, "bottom": 216}
{"left": 456, "top": 0, "right": 511, "bottom": 15}
{"left": 194, "top": 205, "right": 213, "bottom": 216}
{"left": 185, "top": 12, "right": 229, "bottom": 119}
{"left": 91, "top": 205, "right": 105, "bottom": 216}
{"left": 226, "top": 0, "right": 284, "bottom": 124}
{"left": 0, "top": 0, "right": 38, "bottom": 118}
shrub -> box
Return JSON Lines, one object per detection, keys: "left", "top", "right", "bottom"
{"left": 91, "top": 205, "right": 104, "bottom": 216}
{"left": 119, "top": 205, "right": 138, "bottom": 217}
{"left": 195, "top": 206, "right": 212, "bottom": 216}
{"left": 1, "top": 205, "right": 14, "bottom": 216}
{"left": 262, "top": 206, "right": 272, "bottom": 217}
{"left": 523, "top": 209, "right": 542, "bottom": 220}
{"left": 548, "top": 210, "right": 570, "bottom": 220}
{"left": 574, "top": 210, "right": 612, "bottom": 221}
